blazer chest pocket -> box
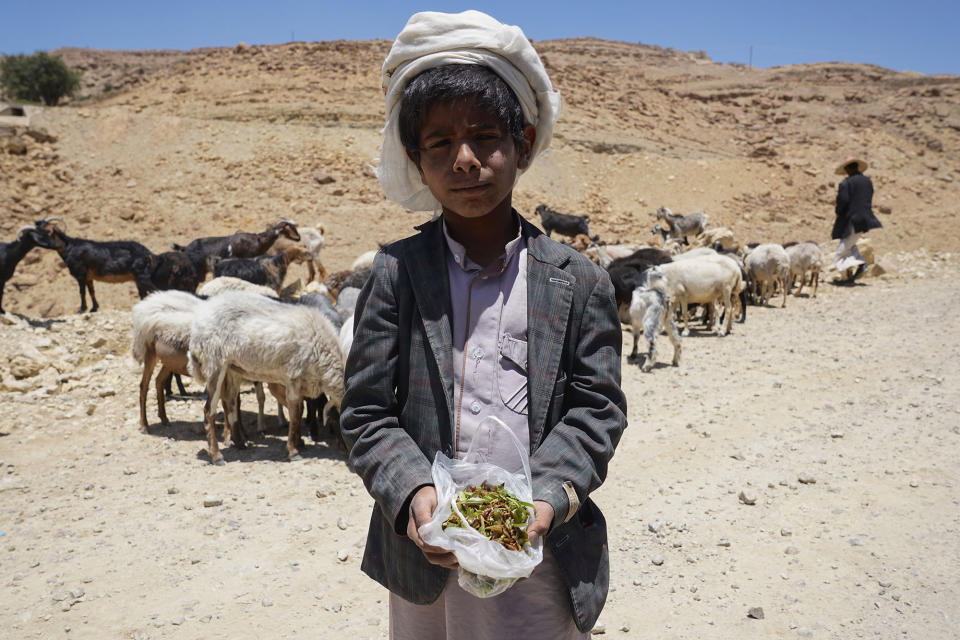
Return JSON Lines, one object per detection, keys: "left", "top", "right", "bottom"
{"left": 497, "top": 334, "right": 528, "bottom": 415}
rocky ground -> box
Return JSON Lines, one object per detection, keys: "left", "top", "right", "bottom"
{"left": 1, "top": 250, "right": 958, "bottom": 640}
{"left": 1, "top": 36, "right": 959, "bottom": 639}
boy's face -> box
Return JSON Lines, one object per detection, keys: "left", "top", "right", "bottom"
{"left": 411, "top": 95, "right": 534, "bottom": 219}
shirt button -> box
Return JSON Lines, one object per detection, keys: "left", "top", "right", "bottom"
{"left": 473, "top": 347, "right": 484, "bottom": 359}
{"left": 454, "top": 255, "right": 461, "bottom": 263}
{"left": 470, "top": 401, "right": 481, "bottom": 414}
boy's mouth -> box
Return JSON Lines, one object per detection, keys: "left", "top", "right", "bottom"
{"left": 451, "top": 183, "right": 491, "bottom": 194}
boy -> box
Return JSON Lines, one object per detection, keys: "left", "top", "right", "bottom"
{"left": 340, "top": 11, "right": 627, "bottom": 639}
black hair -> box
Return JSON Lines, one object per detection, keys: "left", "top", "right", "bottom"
{"left": 397, "top": 64, "right": 526, "bottom": 161}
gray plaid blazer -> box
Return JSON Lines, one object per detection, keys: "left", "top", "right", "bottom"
{"left": 340, "top": 215, "right": 627, "bottom": 632}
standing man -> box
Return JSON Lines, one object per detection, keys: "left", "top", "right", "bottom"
{"left": 832, "top": 156, "right": 882, "bottom": 282}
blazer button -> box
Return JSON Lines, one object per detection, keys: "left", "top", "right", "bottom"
{"left": 470, "top": 400, "right": 481, "bottom": 414}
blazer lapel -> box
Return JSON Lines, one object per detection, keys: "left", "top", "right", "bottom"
{"left": 523, "top": 220, "right": 574, "bottom": 451}
{"left": 403, "top": 219, "right": 456, "bottom": 435}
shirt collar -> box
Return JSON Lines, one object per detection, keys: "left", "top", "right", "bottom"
{"left": 442, "top": 211, "right": 525, "bottom": 274}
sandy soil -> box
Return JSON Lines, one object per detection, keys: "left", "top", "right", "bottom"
{"left": 1, "top": 252, "right": 958, "bottom": 640}
{"left": 1, "top": 37, "right": 959, "bottom": 640}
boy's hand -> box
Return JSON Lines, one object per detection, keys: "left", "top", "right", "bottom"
{"left": 527, "top": 500, "right": 555, "bottom": 543}
{"left": 408, "top": 485, "right": 459, "bottom": 568}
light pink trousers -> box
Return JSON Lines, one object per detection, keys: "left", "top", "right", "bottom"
{"left": 389, "top": 548, "right": 588, "bottom": 640}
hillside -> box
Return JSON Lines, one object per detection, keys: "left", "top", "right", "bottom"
{"left": 1, "top": 38, "right": 959, "bottom": 315}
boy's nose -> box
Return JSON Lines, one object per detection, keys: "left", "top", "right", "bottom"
{"left": 453, "top": 141, "right": 481, "bottom": 172}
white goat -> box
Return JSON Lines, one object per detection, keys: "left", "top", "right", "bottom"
{"left": 745, "top": 243, "right": 790, "bottom": 307}
{"left": 269, "top": 223, "right": 327, "bottom": 283}
{"left": 785, "top": 242, "right": 823, "bottom": 298}
{"left": 628, "top": 270, "right": 681, "bottom": 372}
{"left": 655, "top": 206, "right": 709, "bottom": 245}
{"left": 655, "top": 254, "right": 743, "bottom": 336}
{"left": 188, "top": 291, "right": 345, "bottom": 464}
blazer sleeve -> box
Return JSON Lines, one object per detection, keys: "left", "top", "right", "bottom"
{"left": 836, "top": 179, "right": 850, "bottom": 218}
{"left": 529, "top": 273, "right": 627, "bottom": 531}
{"left": 340, "top": 250, "right": 434, "bottom": 534}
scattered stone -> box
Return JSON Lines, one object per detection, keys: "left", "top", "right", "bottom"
{"left": 830, "top": 429, "right": 844, "bottom": 438}
{"left": 167, "top": 487, "right": 179, "bottom": 495}
{"left": 651, "top": 554, "right": 664, "bottom": 566}
{"left": 738, "top": 489, "right": 757, "bottom": 505}
{"left": 619, "top": 624, "right": 630, "bottom": 632}
{"left": 262, "top": 598, "right": 273, "bottom": 607}
{"left": 909, "top": 479, "right": 920, "bottom": 488}
{"left": 879, "top": 580, "right": 892, "bottom": 588}
{"left": 781, "top": 528, "right": 793, "bottom": 537}
{"left": 717, "top": 538, "right": 731, "bottom": 547}
{"left": 337, "top": 549, "right": 349, "bottom": 562}
{"left": 90, "top": 337, "right": 107, "bottom": 349}
{"left": 797, "top": 473, "right": 816, "bottom": 484}
{"left": 648, "top": 520, "right": 662, "bottom": 534}
{"left": 203, "top": 496, "right": 223, "bottom": 508}
{"left": 591, "top": 621, "right": 606, "bottom": 634}
{"left": 315, "top": 172, "right": 336, "bottom": 185}
{"left": 337, "top": 517, "right": 349, "bottom": 531}
{"left": 747, "top": 607, "right": 765, "bottom": 619}
{"left": 784, "top": 546, "right": 799, "bottom": 555}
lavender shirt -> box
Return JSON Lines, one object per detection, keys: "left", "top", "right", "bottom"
{"left": 443, "top": 219, "right": 529, "bottom": 471}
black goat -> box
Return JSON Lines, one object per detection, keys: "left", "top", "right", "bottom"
{"left": 151, "top": 250, "right": 204, "bottom": 293}
{"left": 0, "top": 225, "right": 57, "bottom": 314}
{"left": 535, "top": 204, "right": 590, "bottom": 239}
{"left": 34, "top": 219, "right": 157, "bottom": 313}
{"left": 174, "top": 219, "right": 300, "bottom": 279}
{"left": 212, "top": 245, "right": 306, "bottom": 292}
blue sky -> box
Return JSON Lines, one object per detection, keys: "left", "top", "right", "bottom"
{"left": 2, "top": 0, "right": 957, "bottom": 75}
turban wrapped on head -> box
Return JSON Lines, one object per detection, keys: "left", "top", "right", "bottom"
{"left": 376, "top": 10, "right": 562, "bottom": 211}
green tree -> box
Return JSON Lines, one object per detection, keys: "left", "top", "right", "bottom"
{"left": 0, "top": 52, "right": 82, "bottom": 106}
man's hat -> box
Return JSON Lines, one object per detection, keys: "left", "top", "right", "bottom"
{"left": 835, "top": 156, "right": 868, "bottom": 175}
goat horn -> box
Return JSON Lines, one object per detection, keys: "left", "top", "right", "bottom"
{"left": 40, "top": 216, "right": 67, "bottom": 231}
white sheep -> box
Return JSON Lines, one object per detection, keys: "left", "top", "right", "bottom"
{"left": 132, "top": 290, "right": 201, "bottom": 433}
{"left": 132, "top": 289, "right": 277, "bottom": 438}
{"left": 197, "top": 275, "right": 279, "bottom": 299}
{"left": 785, "top": 242, "right": 823, "bottom": 298}
{"left": 351, "top": 249, "right": 378, "bottom": 271}
{"left": 655, "top": 253, "right": 743, "bottom": 336}
{"left": 745, "top": 243, "right": 790, "bottom": 307}
{"left": 188, "top": 291, "right": 345, "bottom": 464}
{"left": 695, "top": 226, "right": 736, "bottom": 250}
{"left": 582, "top": 243, "right": 647, "bottom": 269}
{"left": 628, "top": 270, "right": 681, "bottom": 372}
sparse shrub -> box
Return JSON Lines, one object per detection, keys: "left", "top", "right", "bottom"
{"left": 0, "top": 52, "right": 82, "bottom": 106}
{"left": 103, "top": 82, "right": 113, "bottom": 92}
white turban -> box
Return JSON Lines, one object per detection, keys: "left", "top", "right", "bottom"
{"left": 376, "top": 10, "right": 562, "bottom": 211}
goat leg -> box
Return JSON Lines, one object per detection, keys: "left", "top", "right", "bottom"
{"left": 87, "top": 278, "right": 99, "bottom": 313}
{"left": 156, "top": 364, "right": 175, "bottom": 425}
{"left": 324, "top": 405, "right": 346, "bottom": 453}
{"left": 204, "top": 366, "right": 227, "bottom": 465}
{"left": 139, "top": 347, "right": 157, "bottom": 433}
{"left": 75, "top": 275, "right": 88, "bottom": 313}
{"left": 285, "top": 395, "right": 305, "bottom": 461}
{"left": 627, "top": 333, "right": 640, "bottom": 364}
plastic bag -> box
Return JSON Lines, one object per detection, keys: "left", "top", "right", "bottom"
{"left": 418, "top": 416, "right": 544, "bottom": 597}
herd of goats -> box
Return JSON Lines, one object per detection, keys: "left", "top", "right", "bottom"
{"left": 0, "top": 205, "right": 825, "bottom": 464}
